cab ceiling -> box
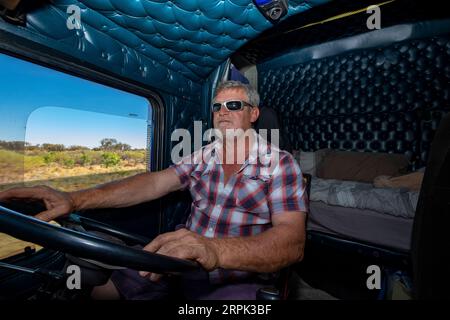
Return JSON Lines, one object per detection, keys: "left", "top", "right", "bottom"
{"left": 0, "top": 0, "right": 329, "bottom": 97}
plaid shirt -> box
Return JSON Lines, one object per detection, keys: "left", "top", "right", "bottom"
{"left": 170, "top": 134, "right": 307, "bottom": 283}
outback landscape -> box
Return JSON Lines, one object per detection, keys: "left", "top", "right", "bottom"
{"left": 0, "top": 138, "right": 147, "bottom": 258}
{"left": 0, "top": 138, "right": 147, "bottom": 192}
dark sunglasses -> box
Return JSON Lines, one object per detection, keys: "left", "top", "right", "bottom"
{"left": 211, "top": 100, "right": 254, "bottom": 112}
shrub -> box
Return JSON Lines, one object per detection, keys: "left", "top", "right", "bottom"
{"left": 43, "top": 152, "right": 57, "bottom": 164}
{"left": 101, "top": 152, "right": 121, "bottom": 167}
{"left": 24, "top": 155, "right": 45, "bottom": 169}
{"left": 122, "top": 150, "right": 146, "bottom": 164}
{"left": 78, "top": 152, "right": 92, "bottom": 166}
{"left": 63, "top": 158, "right": 75, "bottom": 168}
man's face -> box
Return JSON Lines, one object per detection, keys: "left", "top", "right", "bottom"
{"left": 212, "top": 88, "right": 259, "bottom": 137}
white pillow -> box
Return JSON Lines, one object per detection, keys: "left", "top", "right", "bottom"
{"left": 293, "top": 149, "right": 332, "bottom": 177}
{"left": 300, "top": 151, "right": 316, "bottom": 176}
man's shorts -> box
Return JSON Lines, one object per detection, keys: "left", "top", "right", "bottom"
{"left": 110, "top": 268, "right": 268, "bottom": 300}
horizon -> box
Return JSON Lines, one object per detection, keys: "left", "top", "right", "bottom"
{"left": 23, "top": 141, "right": 147, "bottom": 150}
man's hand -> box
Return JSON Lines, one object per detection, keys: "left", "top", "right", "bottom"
{"left": 0, "top": 185, "right": 75, "bottom": 222}
{"left": 139, "top": 228, "right": 219, "bottom": 282}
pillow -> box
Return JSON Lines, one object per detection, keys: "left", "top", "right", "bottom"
{"left": 294, "top": 150, "right": 315, "bottom": 175}
{"left": 314, "top": 148, "right": 332, "bottom": 171}
{"left": 316, "top": 151, "right": 409, "bottom": 182}
{"left": 292, "top": 149, "right": 331, "bottom": 177}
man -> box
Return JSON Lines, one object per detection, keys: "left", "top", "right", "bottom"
{"left": 0, "top": 81, "right": 307, "bottom": 300}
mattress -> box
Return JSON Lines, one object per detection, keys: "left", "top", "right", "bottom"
{"left": 307, "top": 201, "right": 414, "bottom": 252}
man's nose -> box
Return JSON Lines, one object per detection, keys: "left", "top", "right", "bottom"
{"left": 218, "top": 105, "right": 230, "bottom": 116}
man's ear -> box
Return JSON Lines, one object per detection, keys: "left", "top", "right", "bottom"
{"left": 250, "top": 106, "right": 260, "bottom": 123}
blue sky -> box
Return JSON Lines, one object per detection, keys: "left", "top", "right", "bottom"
{"left": 0, "top": 53, "right": 151, "bottom": 149}
{"left": 26, "top": 107, "right": 148, "bottom": 149}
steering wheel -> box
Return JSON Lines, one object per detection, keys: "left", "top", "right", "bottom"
{"left": 0, "top": 204, "right": 200, "bottom": 274}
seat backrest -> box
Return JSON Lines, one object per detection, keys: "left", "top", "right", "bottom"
{"left": 260, "top": 173, "right": 310, "bottom": 300}
{"left": 411, "top": 112, "right": 450, "bottom": 299}
{"left": 255, "top": 106, "right": 293, "bottom": 153}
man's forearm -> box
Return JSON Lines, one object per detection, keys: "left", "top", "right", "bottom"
{"left": 68, "top": 170, "right": 179, "bottom": 211}
{"left": 210, "top": 223, "right": 305, "bottom": 273}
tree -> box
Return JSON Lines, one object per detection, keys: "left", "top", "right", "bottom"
{"left": 114, "top": 143, "right": 131, "bottom": 151}
{"left": 42, "top": 143, "right": 65, "bottom": 152}
{"left": 24, "top": 142, "right": 40, "bottom": 151}
{"left": 67, "top": 145, "right": 89, "bottom": 151}
{"left": 0, "top": 140, "right": 24, "bottom": 151}
{"left": 100, "top": 138, "right": 118, "bottom": 150}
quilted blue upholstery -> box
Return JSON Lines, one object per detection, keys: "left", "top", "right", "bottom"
{"left": 258, "top": 20, "right": 450, "bottom": 169}
{"left": 0, "top": 0, "right": 328, "bottom": 100}
{"left": 289, "top": 0, "right": 330, "bottom": 15}
{"left": 0, "top": 0, "right": 329, "bottom": 180}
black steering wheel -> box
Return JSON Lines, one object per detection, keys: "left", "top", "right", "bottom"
{"left": 0, "top": 205, "right": 200, "bottom": 274}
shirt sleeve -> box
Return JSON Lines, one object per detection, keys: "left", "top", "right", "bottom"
{"left": 169, "top": 153, "right": 196, "bottom": 191}
{"left": 267, "top": 152, "right": 309, "bottom": 215}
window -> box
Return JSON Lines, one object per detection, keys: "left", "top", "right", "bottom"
{"left": 23, "top": 107, "right": 148, "bottom": 192}
{"left": 0, "top": 53, "right": 152, "bottom": 259}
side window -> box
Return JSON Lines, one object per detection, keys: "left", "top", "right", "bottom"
{"left": 0, "top": 53, "right": 152, "bottom": 259}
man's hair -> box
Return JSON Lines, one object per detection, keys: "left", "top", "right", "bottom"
{"left": 215, "top": 80, "right": 260, "bottom": 107}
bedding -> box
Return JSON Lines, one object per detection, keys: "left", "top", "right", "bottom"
{"left": 310, "top": 178, "right": 419, "bottom": 218}
{"left": 307, "top": 201, "right": 414, "bottom": 252}
{"left": 296, "top": 151, "right": 418, "bottom": 251}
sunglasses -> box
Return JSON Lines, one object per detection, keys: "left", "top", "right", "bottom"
{"left": 211, "top": 100, "right": 254, "bottom": 112}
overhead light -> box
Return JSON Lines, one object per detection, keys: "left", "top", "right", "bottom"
{"left": 253, "top": 0, "right": 289, "bottom": 22}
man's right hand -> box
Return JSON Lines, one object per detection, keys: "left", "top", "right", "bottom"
{"left": 0, "top": 185, "right": 75, "bottom": 222}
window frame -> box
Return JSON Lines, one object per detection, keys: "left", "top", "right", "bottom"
{"left": 0, "top": 30, "right": 165, "bottom": 172}
{"left": 0, "top": 31, "right": 166, "bottom": 234}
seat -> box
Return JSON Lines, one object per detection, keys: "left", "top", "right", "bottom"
{"left": 253, "top": 103, "right": 309, "bottom": 300}
{"left": 257, "top": 173, "right": 311, "bottom": 300}
{"left": 255, "top": 105, "right": 293, "bottom": 153}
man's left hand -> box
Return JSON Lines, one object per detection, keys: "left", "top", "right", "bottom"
{"left": 139, "top": 228, "right": 219, "bottom": 281}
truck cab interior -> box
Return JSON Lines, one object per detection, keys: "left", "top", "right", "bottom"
{"left": 0, "top": 0, "right": 449, "bottom": 300}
